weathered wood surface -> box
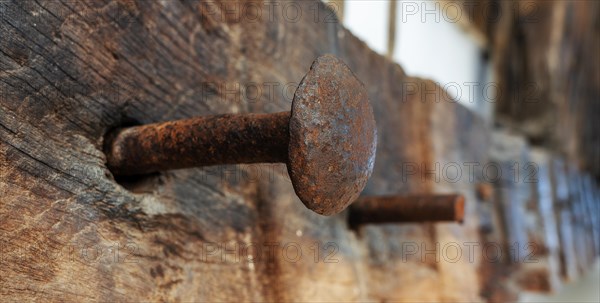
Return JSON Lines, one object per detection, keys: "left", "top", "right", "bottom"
{"left": 449, "top": 0, "right": 600, "bottom": 181}
{"left": 481, "top": 131, "right": 600, "bottom": 301}
{"left": 448, "top": 1, "right": 600, "bottom": 297}
{"left": 0, "top": 1, "right": 491, "bottom": 302}
{"left": 5, "top": 1, "right": 597, "bottom": 302}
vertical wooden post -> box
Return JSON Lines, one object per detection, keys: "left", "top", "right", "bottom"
{"left": 387, "top": 0, "right": 397, "bottom": 59}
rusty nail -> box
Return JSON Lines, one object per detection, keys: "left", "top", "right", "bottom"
{"left": 105, "top": 54, "right": 377, "bottom": 216}
{"left": 348, "top": 194, "right": 465, "bottom": 227}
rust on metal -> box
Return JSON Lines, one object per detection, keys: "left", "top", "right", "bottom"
{"left": 105, "top": 54, "right": 377, "bottom": 216}
{"left": 106, "top": 112, "right": 290, "bottom": 175}
{"left": 348, "top": 194, "right": 465, "bottom": 227}
{"left": 289, "top": 54, "right": 377, "bottom": 216}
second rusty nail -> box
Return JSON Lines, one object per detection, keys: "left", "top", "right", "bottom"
{"left": 105, "top": 54, "right": 377, "bottom": 216}
{"left": 348, "top": 194, "right": 465, "bottom": 227}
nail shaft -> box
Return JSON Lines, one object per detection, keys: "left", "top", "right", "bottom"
{"left": 106, "top": 112, "right": 290, "bottom": 176}
{"left": 349, "top": 194, "right": 465, "bottom": 226}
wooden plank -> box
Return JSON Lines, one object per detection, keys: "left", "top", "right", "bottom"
{"left": 0, "top": 1, "right": 493, "bottom": 301}
{"left": 550, "top": 158, "right": 580, "bottom": 281}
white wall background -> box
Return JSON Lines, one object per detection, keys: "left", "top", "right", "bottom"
{"left": 344, "top": 0, "right": 390, "bottom": 55}
{"left": 342, "top": 0, "right": 489, "bottom": 114}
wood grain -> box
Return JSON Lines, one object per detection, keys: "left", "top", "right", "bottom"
{"left": 0, "top": 1, "right": 497, "bottom": 301}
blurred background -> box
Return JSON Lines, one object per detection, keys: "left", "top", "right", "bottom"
{"left": 326, "top": 0, "right": 599, "bottom": 301}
